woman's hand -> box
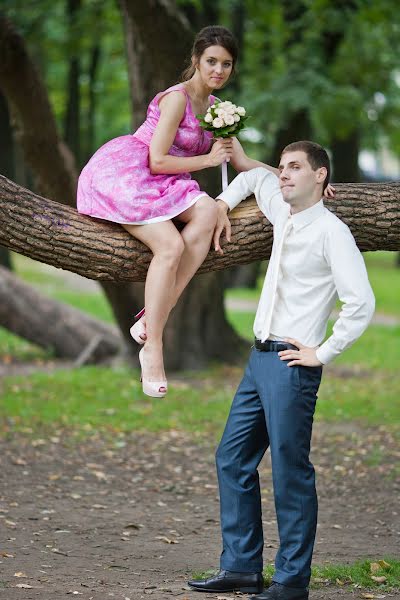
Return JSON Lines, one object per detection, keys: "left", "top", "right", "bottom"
{"left": 213, "top": 200, "right": 231, "bottom": 255}
{"left": 207, "top": 138, "right": 234, "bottom": 168}
{"left": 324, "top": 183, "right": 335, "bottom": 198}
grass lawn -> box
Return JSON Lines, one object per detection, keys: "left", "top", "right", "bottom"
{"left": 0, "top": 251, "right": 399, "bottom": 435}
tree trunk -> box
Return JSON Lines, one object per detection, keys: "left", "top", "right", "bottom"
{"left": 0, "top": 90, "right": 15, "bottom": 270}
{"left": 0, "top": 266, "right": 121, "bottom": 363}
{"left": 119, "top": 0, "right": 192, "bottom": 129}
{"left": 332, "top": 130, "right": 361, "bottom": 182}
{"left": 1, "top": 175, "right": 399, "bottom": 282}
{"left": 84, "top": 43, "right": 101, "bottom": 163}
{"left": 64, "top": 0, "right": 81, "bottom": 165}
{"left": 0, "top": 15, "right": 78, "bottom": 205}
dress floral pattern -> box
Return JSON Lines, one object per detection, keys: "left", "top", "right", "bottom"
{"left": 77, "top": 85, "right": 215, "bottom": 224}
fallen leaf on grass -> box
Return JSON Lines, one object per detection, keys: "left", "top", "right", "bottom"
{"left": 15, "top": 584, "right": 33, "bottom": 589}
{"left": 14, "top": 572, "right": 27, "bottom": 577}
{"left": 378, "top": 560, "right": 391, "bottom": 570}
{"left": 313, "top": 577, "right": 330, "bottom": 583}
{"left": 371, "top": 576, "right": 387, "bottom": 583}
{"left": 1, "top": 552, "right": 14, "bottom": 558}
{"left": 370, "top": 562, "right": 381, "bottom": 573}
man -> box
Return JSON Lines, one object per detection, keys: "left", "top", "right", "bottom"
{"left": 188, "top": 141, "right": 375, "bottom": 600}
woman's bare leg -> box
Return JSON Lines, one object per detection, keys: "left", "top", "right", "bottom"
{"left": 122, "top": 221, "right": 184, "bottom": 382}
{"left": 132, "top": 197, "right": 218, "bottom": 342}
{"left": 171, "top": 195, "right": 218, "bottom": 306}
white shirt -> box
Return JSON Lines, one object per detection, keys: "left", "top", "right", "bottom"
{"left": 218, "top": 167, "right": 375, "bottom": 364}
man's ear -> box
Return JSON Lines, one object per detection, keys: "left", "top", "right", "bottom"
{"left": 317, "top": 167, "right": 327, "bottom": 184}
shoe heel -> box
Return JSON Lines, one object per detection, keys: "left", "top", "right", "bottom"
{"left": 239, "top": 586, "right": 263, "bottom": 594}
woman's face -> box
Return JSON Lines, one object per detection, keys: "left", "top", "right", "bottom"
{"left": 196, "top": 45, "right": 234, "bottom": 89}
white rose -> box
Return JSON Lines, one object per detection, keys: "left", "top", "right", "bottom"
{"left": 213, "top": 117, "right": 224, "bottom": 128}
{"left": 225, "top": 104, "right": 236, "bottom": 115}
{"left": 204, "top": 113, "right": 213, "bottom": 123}
{"left": 210, "top": 104, "right": 215, "bottom": 108}
{"left": 225, "top": 114, "right": 235, "bottom": 125}
{"left": 236, "top": 106, "right": 246, "bottom": 116}
{"left": 234, "top": 113, "right": 240, "bottom": 122}
{"left": 215, "top": 108, "right": 225, "bottom": 116}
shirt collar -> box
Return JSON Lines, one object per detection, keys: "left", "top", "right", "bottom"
{"left": 290, "top": 199, "right": 325, "bottom": 231}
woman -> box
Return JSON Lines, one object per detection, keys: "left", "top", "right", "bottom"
{"left": 77, "top": 26, "right": 239, "bottom": 399}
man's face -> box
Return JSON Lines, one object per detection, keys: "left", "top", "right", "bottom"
{"left": 278, "top": 150, "right": 325, "bottom": 207}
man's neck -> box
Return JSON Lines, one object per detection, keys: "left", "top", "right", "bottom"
{"left": 289, "top": 196, "right": 322, "bottom": 215}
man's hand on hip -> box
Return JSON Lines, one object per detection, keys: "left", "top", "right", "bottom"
{"left": 279, "top": 338, "right": 323, "bottom": 367}
{"left": 213, "top": 200, "right": 231, "bottom": 255}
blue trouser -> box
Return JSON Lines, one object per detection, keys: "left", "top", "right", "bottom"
{"left": 216, "top": 347, "right": 322, "bottom": 588}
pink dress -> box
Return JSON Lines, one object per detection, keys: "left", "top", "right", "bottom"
{"left": 77, "top": 84, "right": 215, "bottom": 224}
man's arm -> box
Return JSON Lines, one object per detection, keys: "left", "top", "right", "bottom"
{"left": 278, "top": 223, "right": 375, "bottom": 367}
{"left": 213, "top": 167, "right": 282, "bottom": 253}
{"left": 316, "top": 224, "right": 375, "bottom": 364}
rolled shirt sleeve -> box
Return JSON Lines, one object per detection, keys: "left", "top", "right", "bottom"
{"left": 316, "top": 224, "right": 375, "bottom": 365}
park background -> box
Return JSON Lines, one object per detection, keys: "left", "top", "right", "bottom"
{"left": 0, "top": 1, "right": 399, "bottom": 599}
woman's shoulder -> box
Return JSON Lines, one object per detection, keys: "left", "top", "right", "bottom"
{"left": 156, "top": 84, "right": 188, "bottom": 107}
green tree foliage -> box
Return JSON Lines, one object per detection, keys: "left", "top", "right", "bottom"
{"left": 240, "top": 0, "right": 400, "bottom": 159}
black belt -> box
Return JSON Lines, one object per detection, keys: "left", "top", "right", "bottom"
{"left": 254, "top": 338, "right": 299, "bottom": 352}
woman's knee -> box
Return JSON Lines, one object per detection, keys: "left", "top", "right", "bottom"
{"left": 154, "top": 234, "right": 184, "bottom": 267}
{"left": 193, "top": 196, "right": 218, "bottom": 229}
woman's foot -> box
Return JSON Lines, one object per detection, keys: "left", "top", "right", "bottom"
{"left": 130, "top": 317, "right": 147, "bottom": 344}
{"left": 130, "top": 308, "right": 147, "bottom": 344}
{"left": 138, "top": 345, "right": 167, "bottom": 398}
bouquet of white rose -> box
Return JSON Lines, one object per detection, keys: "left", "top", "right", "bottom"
{"left": 197, "top": 100, "right": 248, "bottom": 190}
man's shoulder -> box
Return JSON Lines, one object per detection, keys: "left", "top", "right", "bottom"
{"left": 322, "top": 206, "right": 353, "bottom": 236}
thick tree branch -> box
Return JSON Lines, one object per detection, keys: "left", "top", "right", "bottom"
{"left": 1, "top": 175, "right": 399, "bottom": 283}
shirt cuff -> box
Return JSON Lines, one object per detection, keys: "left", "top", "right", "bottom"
{"left": 216, "top": 189, "right": 243, "bottom": 212}
{"left": 315, "top": 343, "right": 335, "bottom": 365}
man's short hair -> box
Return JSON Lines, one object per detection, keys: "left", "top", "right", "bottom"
{"left": 281, "top": 141, "right": 330, "bottom": 191}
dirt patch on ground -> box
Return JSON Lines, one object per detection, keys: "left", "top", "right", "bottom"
{"left": 0, "top": 423, "right": 399, "bottom": 600}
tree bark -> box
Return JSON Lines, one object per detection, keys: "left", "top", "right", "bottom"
{"left": 1, "top": 175, "right": 399, "bottom": 282}
{"left": 0, "top": 266, "right": 121, "bottom": 362}
{"left": 64, "top": 0, "right": 82, "bottom": 165}
{"left": 332, "top": 130, "right": 361, "bottom": 182}
{"left": 0, "top": 90, "right": 15, "bottom": 270}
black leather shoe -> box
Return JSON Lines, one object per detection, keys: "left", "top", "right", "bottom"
{"left": 188, "top": 569, "right": 264, "bottom": 593}
{"left": 250, "top": 582, "right": 309, "bottom": 600}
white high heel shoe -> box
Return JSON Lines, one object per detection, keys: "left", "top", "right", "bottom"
{"left": 130, "top": 308, "right": 146, "bottom": 344}
{"left": 138, "top": 348, "right": 167, "bottom": 398}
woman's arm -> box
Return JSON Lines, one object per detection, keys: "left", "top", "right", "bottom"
{"left": 149, "top": 92, "right": 232, "bottom": 175}
{"left": 229, "top": 137, "right": 279, "bottom": 176}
